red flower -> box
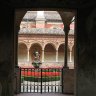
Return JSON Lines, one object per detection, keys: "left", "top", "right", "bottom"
{"left": 21, "top": 71, "right": 60, "bottom": 77}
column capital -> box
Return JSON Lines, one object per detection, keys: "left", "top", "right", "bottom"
{"left": 68, "top": 40, "right": 74, "bottom": 51}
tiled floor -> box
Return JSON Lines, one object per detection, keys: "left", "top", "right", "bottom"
{"left": 14, "top": 93, "right": 74, "bottom": 96}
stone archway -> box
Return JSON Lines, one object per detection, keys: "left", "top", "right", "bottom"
{"left": 58, "top": 44, "right": 65, "bottom": 63}
{"left": 15, "top": 9, "right": 75, "bottom": 68}
{"left": 58, "top": 43, "right": 64, "bottom": 67}
{"left": 58, "top": 44, "right": 70, "bottom": 67}
{"left": 44, "top": 43, "right": 56, "bottom": 63}
{"left": 15, "top": 9, "right": 75, "bottom": 94}
{"left": 15, "top": 9, "right": 75, "bottom": 30}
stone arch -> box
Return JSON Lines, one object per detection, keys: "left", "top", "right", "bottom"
{"left": 58, "top": 43, "right": 65, "bottom": 63}
{"left": 18, "top": 41, "right": 27, "bottom": 48}
{"left": 16, "top": 9, "right": 75, "bottom": 94}
{"left": 58, "top": 43, "right": 70, "bottom": 63}
{"left": 58, "top": 42, "right": 64, "bottom": 50}
{"left": 29, "top": 43, "right": 42, "bottom": 63}
{"left": 44, "top": 43, "right": 56, "bottom": 62}
{"left": 18, "top": 43, "right": 27, "bottom": 66}
{"left": 30, "top": 42, "right": 42, "bottom": 50}
{"left": 16, "top": 9, "right": 74, "bottom": 31}
{"left": 44, "top": 43, "right": 56, "bottom": 51}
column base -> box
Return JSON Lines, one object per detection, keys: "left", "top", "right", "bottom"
{"left": 63, "top": 69, "right": 74, "bottom": 94}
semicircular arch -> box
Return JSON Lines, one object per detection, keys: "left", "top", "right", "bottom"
{"left": 44, "top": 43, "right": 56, "bottom": 51}
{"left": 18, "top": 42, "right": 27, "bottom": 48}
{"left": 44, "top": 43, "right": 56, "bottom": 62}
{"left": 18, "top": 42, "right": 28, "bottom": 66}
{"left": 29, "top": 43, "right": 42, "bottom": 63}
{"left": 30, "top": 42, "right": 42, "bottom": 50}
{"left": 58, "top": 43, "right": 65, "bottom": 49}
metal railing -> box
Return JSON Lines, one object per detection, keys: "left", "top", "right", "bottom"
{"left": 20, "top": 67, "right": 63, "bottom": 93}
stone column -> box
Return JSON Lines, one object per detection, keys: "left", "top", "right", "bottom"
{"left": 14, "top": 26, "right": 21, "bottom": 94}
{"left": 69, "top": 50, "right": 72, "bottom": 62}
{"left": 15, "top": 26, "right": 20, "bottom": 67}
{"left": 42, "top": 50, "right": 44, "bottom": 62}
{"left": 56, "top": 50, "right": 58, "bottom": 62}
{"left": 69, "top": 41, "right": 74, "bottom": 63}
{"left": 64, "top": 25, "right": 70, "bottom": 68}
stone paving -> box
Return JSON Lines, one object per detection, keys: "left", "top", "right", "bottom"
{"left": 15, "top": 93, "right": 74, "bottom": 96}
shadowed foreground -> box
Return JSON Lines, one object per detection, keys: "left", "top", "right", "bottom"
{"left": 14, "top": 93, "right": 74, "bottom": 96}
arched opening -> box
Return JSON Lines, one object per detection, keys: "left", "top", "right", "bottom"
{"left": 18, "top": 43, "right": 27, "bottom": 66}
{"left": 58, "top": 44, "right": 70, "bottom": 67}
{"left": 16, "top": 10, "right": 75, "bottom": 95}
{"left": 58, "top": 44, "right": 64, "bottom": 63}
{"left": 44, "top": 43, "right": 56, "bottom": 63}
{"left": 29, "top": 43, "right": 42, "bottom": 63}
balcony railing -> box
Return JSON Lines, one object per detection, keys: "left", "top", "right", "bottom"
{"left": 20, "top": 67, "right": 63, "bottom": 93}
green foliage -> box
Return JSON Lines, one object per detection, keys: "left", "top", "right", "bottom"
{"left": 23, "top": 69, "right": 61, "bottom": 72}
{"left": 22, "top": 76, "right": 60, "bottom": 82}
{"left": 21, "top": 76, "right": 24, "bottom": 83}
{"left": 41, "top": 69, "right": 61, "bottom": 72}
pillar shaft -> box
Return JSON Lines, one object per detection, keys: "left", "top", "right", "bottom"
{"left": 69, "top": 51, "right": 72, "bottom": 62}
{"left": 56, "top": 50, "right": 58, "bottom": 62}
{"left": 64, "top": 25, "right": 70, "bottom": 68}
{"left": 42, "top": 50, "right": 44, "bottom": 62}
{"left": 15, "top": 26, "right": 20, "bottom": 66}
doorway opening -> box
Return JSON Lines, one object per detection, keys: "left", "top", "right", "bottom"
{"left": 15, "top": 9, "right": 76, "bottom": 94}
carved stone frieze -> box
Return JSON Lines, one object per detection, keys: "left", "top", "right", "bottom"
{"left": 18, "top": 34, "right": 74, "bottom": 50}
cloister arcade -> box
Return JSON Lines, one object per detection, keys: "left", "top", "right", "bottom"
{"left": 18, "top": 34, "right": 74, "bottom": 68}
{"left": 18, "top": 11, "right": 74, "bottom": 69}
